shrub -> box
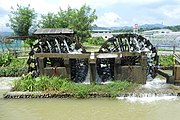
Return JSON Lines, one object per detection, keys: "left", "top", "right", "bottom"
{"left": 0, "top": 53, "right": 13, "bottom": 66}
{"left": 87, "top": 37, "right": 105, "bottom": 45}
{"left": 159, "top": 55, "right": 174, "bottom": 66}
{"left": 0, "top": 54, "right": 27, "bottom": 76}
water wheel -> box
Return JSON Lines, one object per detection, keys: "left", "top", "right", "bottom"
{"left": 97, "top": 34, "right": 158, "bottom": 82}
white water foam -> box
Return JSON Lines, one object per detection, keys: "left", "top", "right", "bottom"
{"left": 141, "top": 78, "right": 171, "bottom": 90}
{"left": 117, "top": 78, "right": 178, "bottom": 103}
{"left": 117, "top": 94, "right": 178, "bottom": 103}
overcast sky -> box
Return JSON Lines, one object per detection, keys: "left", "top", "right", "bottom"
{"left": 0, "top": 0, "right": 180, "bottom": 31}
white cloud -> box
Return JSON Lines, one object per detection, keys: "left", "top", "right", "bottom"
{"left": 118, "top": 0, "right": 163, "bottom": 4}
{"left": 0, "top": 0, "right": 180, "bottom": 30}
{"left": 160, "top": 5, "right": 180, "bottom": 19}
{"left": 95, "top": 12, "right": 128, "bottom": 27}
{"left": 132, "top": 17, "right": 160, "bottom": 25}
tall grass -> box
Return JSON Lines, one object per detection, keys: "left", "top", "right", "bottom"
{"left": 13, "top": 75, "right": 136, "bottom": 98}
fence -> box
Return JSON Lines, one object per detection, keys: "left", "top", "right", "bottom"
{"left": 143, "top": 33, "right": 180, "bottom": 51}
{"left": 0, "top": 36, "right": 33, "bottom": 55}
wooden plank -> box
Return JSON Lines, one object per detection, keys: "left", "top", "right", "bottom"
{"left": 34, "top": 53, "right": 90, "bottom": 58}
{"left": 157, "top": 69, "right": 174, "bottom": 83}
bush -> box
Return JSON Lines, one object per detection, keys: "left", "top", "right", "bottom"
{"left": 87, "top": 37, "right": 105, "bottom": 45}
{"left": 0, "top": 67, "right": 26, "bottom": 77}
{"left": 0, "top": 53, "right": 13, "bottom": 66}
{"left": 0, "top": 54, "right": 27, "bottom": 76}
{"left": 159, "top": 55, "right": 174, "bottom": 66}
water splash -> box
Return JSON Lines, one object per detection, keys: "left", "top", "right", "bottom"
{"left": 141, "top": 78, "right": 171, "bottom": 90}
{"left": 117, "top": 94, "right": 178, "bottom": 103}
{"left": 117, "top": 78, "right": 179, "bottom": 103}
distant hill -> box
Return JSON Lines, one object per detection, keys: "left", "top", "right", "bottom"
{"left": 93, "top": 24, "right": 166, "bottom": 31}
{"left": 0, "top": 31, "right": 13, "bottom": 37}
{"left": 139, "top": 24, "right": 165, "bottom": 29}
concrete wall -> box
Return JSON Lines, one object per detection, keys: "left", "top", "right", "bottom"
{"left": 44, "top": 67, "right": 68, "bottom": 78}
{"left": 114, "top": 66, "right": 146, "bottom": 84}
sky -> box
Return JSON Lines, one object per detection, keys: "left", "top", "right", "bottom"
{"left": 0, "top": 0, "right": 180, "bottom": 31}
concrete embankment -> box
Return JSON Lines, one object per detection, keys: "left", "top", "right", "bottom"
{"left": 3, "top": 91, "right": 114, "bottom": 99}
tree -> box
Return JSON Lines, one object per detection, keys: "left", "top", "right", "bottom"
{"left": 9, "top": 4, "right": 37, "bottom": 36}
{"left": 39, "top": 4, "right": 97, "bottom": 43}
{"left": 70, "top": 5, "right": 97, "bottom": 42}
{"left": 39, "top": 13, "right": 58, "bottom": 28}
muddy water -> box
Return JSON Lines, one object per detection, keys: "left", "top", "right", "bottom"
{"left": 1, "top": 77, "right": 180, "bottom": 120}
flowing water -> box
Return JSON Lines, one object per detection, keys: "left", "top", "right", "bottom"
{"left": 1, "top": 77, "right": 180, "bottom": 120}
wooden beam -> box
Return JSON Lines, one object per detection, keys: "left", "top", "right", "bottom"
{"left": 35, "top": 52, "right": 140, "bottom": 59}
{"left": 157, "top": 69, "right": 174, "bottom": 83}
{"left": 34, "top": 53, "right": 90, "bottom": 58}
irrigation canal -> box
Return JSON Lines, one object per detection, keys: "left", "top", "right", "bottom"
{"left": 1, "top": 77, "right": 180, "bottom": 120}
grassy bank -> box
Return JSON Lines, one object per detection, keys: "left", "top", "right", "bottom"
{"left": 13, "top": 75, "right": 136, "bottom": 98}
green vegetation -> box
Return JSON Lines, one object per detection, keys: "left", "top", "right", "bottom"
{"left": 0, "top": 53, "right": 27, "bottom": 77}
{"left": 13, "top": 75, "right": 136, "bottom": 98}
{"left": 159, "top": 55, "right": 174, "bottom": 66}
{"left": 8, "top": 4, "right": 37, "bottom": 36}
{"left": 113, "top": 27, "right": 133, "bottom": 33}
{"left": 8, "top": 4, "right": 97, "bottom": 43}
{"left": 39, "top": 5, "right": 97, "bottom": 43}
{"left": 0, "top": 53, "right": 13, "bottom": 66}
{"left": 87, "top": 37, "right": 105, "bottom": 45}
{"left": 164, "top": 25, "right": 180, "bottom": 32}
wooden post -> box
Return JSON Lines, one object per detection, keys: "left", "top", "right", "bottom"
{"left": 140, "top": 52, "right": 147, "bottom": 84}
{"left": 89, "top": 63, "right": 96, "bottom": 84}
{"left": 38, "top": 58, "right": 44, "bottom": 75}
{"left": 89, "top": 52, "right": 96, "bottom": 84}
{"left": 173, "top": 45, "right": 176, "bottom": 54}
{"left": 114, "top": 58, "right": 121, "bottom": 80}
{"left": 64, "top": 58, "right": 71, "bottom": 78}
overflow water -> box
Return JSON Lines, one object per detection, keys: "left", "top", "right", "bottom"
{"left": 117, "top": 77, "right": 180, "bottom": 103}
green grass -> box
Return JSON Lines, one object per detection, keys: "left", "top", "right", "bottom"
{"left": 13, "top": 75, "right": 136, "bottom": 98}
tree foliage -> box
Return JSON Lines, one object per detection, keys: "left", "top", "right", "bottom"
{"left": 164, "top": 25, "right": 180, "bottom": 32}
{"left": 39, "top": 13, "right": 58, "bottom": 28}
{"left": 87, "top": 37, "right": 105, "bottom": 45}
{"left": 8, "top": 4, "right": 37, "bottom": 36}
{"left": 39, "top": 4, "right": 97, "bottom": 42}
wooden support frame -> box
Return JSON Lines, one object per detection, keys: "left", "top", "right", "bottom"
{"left": 34, "top": 53, "right": 90, "bottom": 59}
{"left": 35, "top": 52, "right": 145, "bottom": 84}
